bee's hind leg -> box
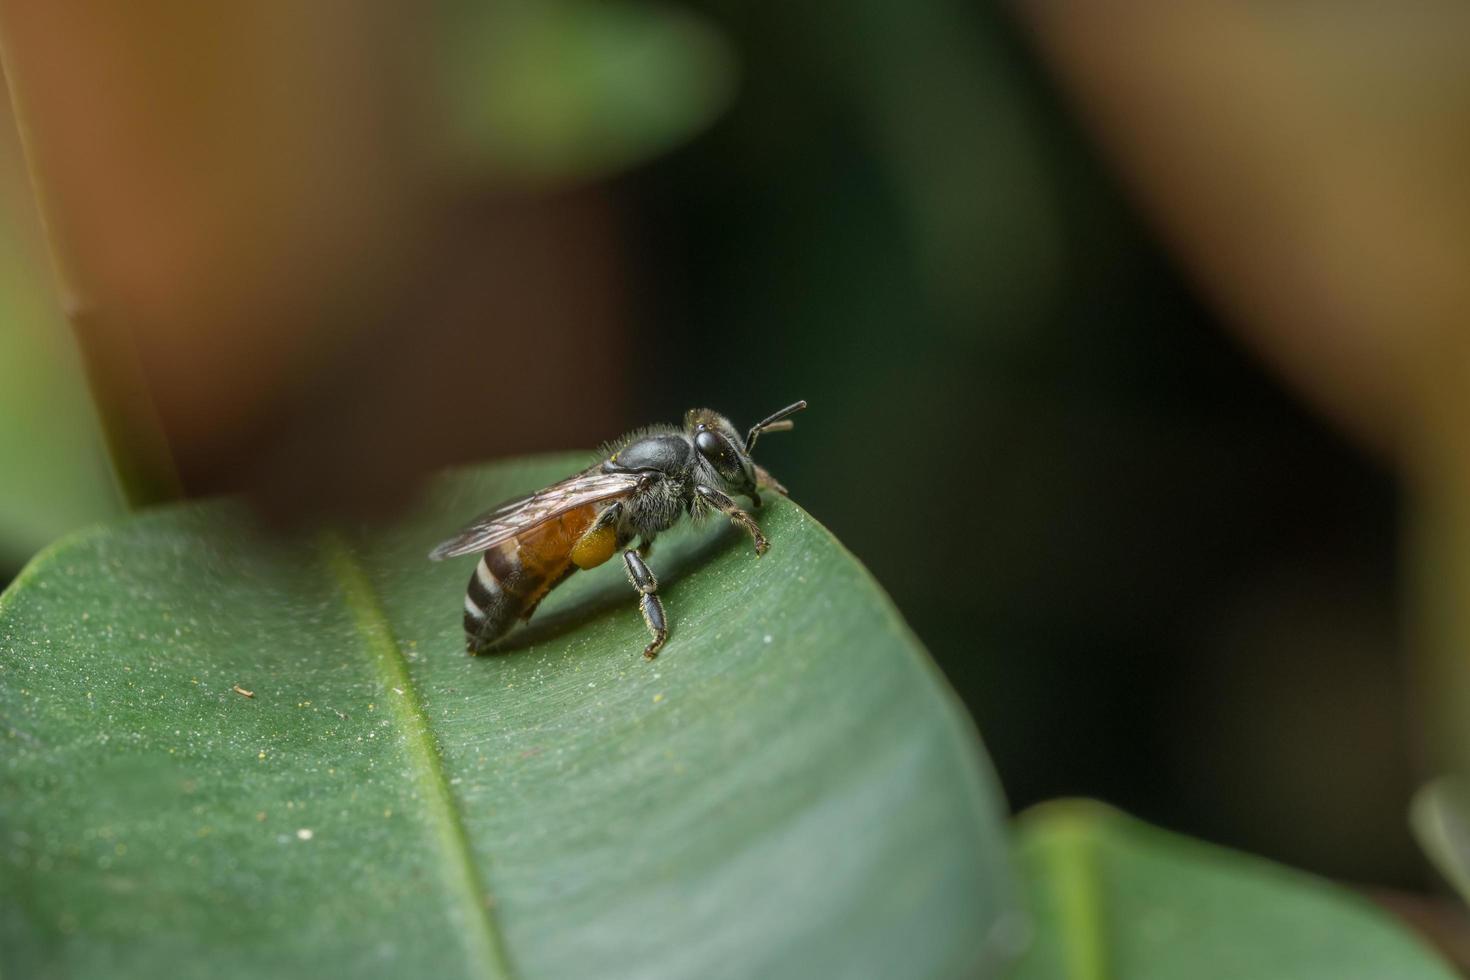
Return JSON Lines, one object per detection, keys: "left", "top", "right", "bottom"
{"left": 623, "top": 549, "right": 667, "bottom": 659}
{"left": 693, "top": 485, "right": 769, "bottom": 556}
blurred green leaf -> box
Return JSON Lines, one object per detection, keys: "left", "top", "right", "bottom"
{"left": 0, "top": 185, "right": 119, "bottom": 566}
{"left": 1012, "top": 800, "right": 1455, "bottom": 979}
{"left": 0, "top": 455, "right": 1018, "bottom": 979}
{"left": 439, "top": 0, "right": 736, "bottom": 182}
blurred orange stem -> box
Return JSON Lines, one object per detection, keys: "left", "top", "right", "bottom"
{"left": 0, "top": 20, "right": 182, "bottom": 507}
{"left": 0, "top": 3, "right": 431, "bottom": 510}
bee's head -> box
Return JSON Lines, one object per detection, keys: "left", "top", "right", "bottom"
{"left": 684, "top": 400, "right": 806, "bottom": 500}
{"left": 685, "top": 409, "right": 754, "bottom": 491}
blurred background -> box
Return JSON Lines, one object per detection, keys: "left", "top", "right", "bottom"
{"left": 3, "top": 0, "right": 1468, "bottom": 905}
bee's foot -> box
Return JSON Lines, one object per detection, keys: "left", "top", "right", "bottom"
{"left": 642, "top": 635, "right": 665, "bottom": 659}
{"left": 754, "top": 536, "right": 769, "bottom": 557}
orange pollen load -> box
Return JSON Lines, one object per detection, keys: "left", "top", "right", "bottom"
{"left": 570, "top": 522, "right": 618, "bottom": 570}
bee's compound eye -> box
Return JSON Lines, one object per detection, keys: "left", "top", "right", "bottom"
{"left": 696, "top": 429, "right": 727, "bottom": 462}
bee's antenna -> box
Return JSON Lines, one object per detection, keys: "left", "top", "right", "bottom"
{"left": 745, "top": 400, "right": 808, "bottom": 453}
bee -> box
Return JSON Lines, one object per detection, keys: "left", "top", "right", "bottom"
{"left": 429, "top": 400, "right": 807, "bottom": 659}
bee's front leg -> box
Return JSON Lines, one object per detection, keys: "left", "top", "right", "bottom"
{"left": 693, "top": 485, "right": 769, "bottom": 556}
{"left": 623, "top": 549, "right": 667, "bottom": 659}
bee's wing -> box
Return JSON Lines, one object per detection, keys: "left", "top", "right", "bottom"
{"left": 427, "top": 468, "right": 648, "bottom": 561}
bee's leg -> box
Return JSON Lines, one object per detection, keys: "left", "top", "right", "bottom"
{"left": 623, "top": 549, "right": 667, "bottom": 659}
{"left": 693, "top": 485, "right": 769, "bottom": 556}
{"left": 636, "top": 534, "right": 657, "bottom": 558}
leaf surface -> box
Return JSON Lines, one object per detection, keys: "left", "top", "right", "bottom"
{"left": 1012, "top": 800, "right": 1456, "bottom": 980}
{"left": 0, "top": 455, "right": 1018, "bottom": 979}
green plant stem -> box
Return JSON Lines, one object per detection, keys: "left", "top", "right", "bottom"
{"left": 1402, "top": 335, "right": 1470, "bottom": 794}
{"left": 1406, "top": 418, "right": 1470, "bottom": 783}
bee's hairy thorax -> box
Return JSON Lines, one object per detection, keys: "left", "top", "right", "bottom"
{"left": 619, "top": 472, "right": 695, "bottom": 538}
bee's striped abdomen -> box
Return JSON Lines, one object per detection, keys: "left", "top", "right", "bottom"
{"left": 462, "top": 504, "right": 601, "bottom": 653}
{"left": 463, "top": 550, "right": 517, "bottom": 649}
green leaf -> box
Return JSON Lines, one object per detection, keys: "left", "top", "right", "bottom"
{"left": 0, "top": 455, "right": 1019, "bottom": 979}
{"left": 1012, "top": 800, "right": 1456, "bottom": 980}
{"left": 438, "top": 0, "right": 737, "bottom": 182}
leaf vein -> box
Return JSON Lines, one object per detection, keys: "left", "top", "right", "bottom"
{"left": 320, "top": 531, "right": 513, "bottom": 980}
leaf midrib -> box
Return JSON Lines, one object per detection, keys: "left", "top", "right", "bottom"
{"left": 320, "top": 532, "right": 513, "bottom": 980}
{"left": 1041, "top": 816, "right": 1109, "bottom": 980}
